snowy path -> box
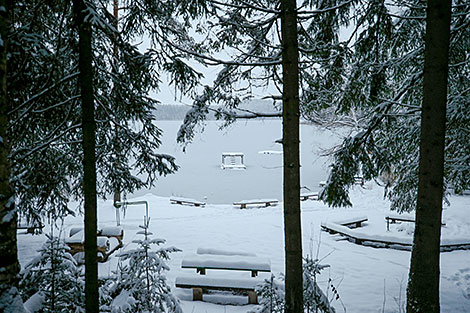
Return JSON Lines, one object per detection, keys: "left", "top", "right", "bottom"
{"left": 17, "top": 184, "right": 470, "bottom": 313}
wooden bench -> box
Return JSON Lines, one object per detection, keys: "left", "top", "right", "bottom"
{"left": 385, "top": 214, "right": 446, "bottom": 231}
{"left": 175, "top": 275, "right": 263, "bottom": 304}
{"left": 17, "top": 223, "right": 44, "bottom": 234}
{"left": 300, "top": 192, "right": 319, "bottom": 201}
{"left": 335, "top": 216, "right": 368, "bottom": 229}
{"left": 170, "top": 197, "right": 206, "bottom": 207}
{"left": 176, "top": 250, "right": 271, "bottom": 304}
{"left": 354, "top": 176, "right": 364, "bottom": 185}
{"left": 181, "top": 254, "right": 271, "bottom": 277}
{"left": 233, "top": 199, "right": 279, "bottom": 209}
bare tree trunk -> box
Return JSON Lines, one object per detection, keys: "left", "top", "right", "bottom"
{"left": 112, "top": 0, "right": 121, "bottom": 213}
{"left": 0, "top": 1, "right": 25, "bottom": 311}
{"left": 73, "top": 0, "right": 99, "bottom": 312}
{"left": 407, "top": 0, "right": 452, "bottom": 312}
{"left": 280, "top": 0, "right": 303, "bottom": 312}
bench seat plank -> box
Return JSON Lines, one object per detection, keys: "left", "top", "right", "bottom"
{"left": 181, "top": 254, "right": 271, "bottom": 273}
{"left": 175, "top": 275, "right": 264, "bottom": 291}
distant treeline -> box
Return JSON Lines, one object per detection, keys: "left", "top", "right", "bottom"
{"left": 154, "top": 99, "right": 280, "bottom": 121}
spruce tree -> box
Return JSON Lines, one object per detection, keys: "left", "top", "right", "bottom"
{"left": 20, "top": 234, "right": 85, "bottom": 313}
{"left": 108, "top": 218, "right": 181, "bottom": 313}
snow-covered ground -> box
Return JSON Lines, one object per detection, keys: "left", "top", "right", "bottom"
{"left": 16, "top": 121, "right": 470, "bottom": 312}
{"left": 17, "top": 184, "right": 470, "bottom": 313}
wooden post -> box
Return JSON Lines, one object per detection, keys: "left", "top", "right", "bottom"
{"left": 193, "top": 288, "right": 203, "bottom": 301}
{"left": 248, "top": 291, "right": 258, "bottom": 304}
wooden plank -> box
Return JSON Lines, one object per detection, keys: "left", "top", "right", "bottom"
{"left": 181, "top": 254, "right": 271, "bottom": 274}
{"left": 233, "top": 199, "right": 279, "bottom": 209}
{"left": 170, "top": 197, "right": 206, "bottom": 207}
{"left": 175, "top": 275, "right": 263, "bottom": 291}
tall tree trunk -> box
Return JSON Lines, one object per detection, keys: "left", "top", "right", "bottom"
{"left": 280, "top": 0, "right": 303, "bottom": 312}
{"left": 112, "top": 0, "right": 121, "bottom": 221}
{"left": 73, "top": 0, "right": 99, "bottom": 312}
{"left": 407, "top": 0, "right": 451, "bottom": 312}
{"left": 0, "top": 1, "right": 25, "bottom": 312}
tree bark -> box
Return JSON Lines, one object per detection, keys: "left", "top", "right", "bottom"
{"left": 280, "top": 0, "right": 303, "bottom": 312}
{"left": 407, "top": 0, "right": 451, "bottom": 312}
{"left": 73, "top": 0, "right": 99, "bottom": 312}
{"left": 0, "top": 1, "right": 25, "bottom": 311}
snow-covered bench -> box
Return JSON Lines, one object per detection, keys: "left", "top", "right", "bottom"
{"left": 334, "top": 216, "right": 368, "bottom": 229}
{"left": 233, "top": 199, "right": 279, "bottom": 209}
{"left": 300, "top": 192, "right": 319, "bottom": 201}
{"left": 196, "top": 247, "right": 257, "bottom": 257}
{"left": 385, "top": 214, "right": 445, "bottom": 231}
{"left": 170, "top": 197, "right": 206, "bottom": 207}
{"left": 181, "top": 254, "right": 271, "bottom": 277}
{"left": 17, "top": 222, "right": 44, "bottom": 234}
{"left": 175, "top": 275, "right": 263, "bottom": 304}
{"left": 176, "top": 249, "right": 271, "bottom": 304}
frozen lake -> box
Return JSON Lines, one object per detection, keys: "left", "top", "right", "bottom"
{"left": 131, "top": 120, "right": 340, "bottom": 204}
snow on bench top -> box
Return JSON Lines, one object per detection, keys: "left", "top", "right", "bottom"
{"left": 175, "top": 275, "right": 265, "bottom": 290}
{"left": 233, "top": 199, "right": 279, "bottom": 205}
{"left": 258, "top": 150, "right": 283, "bottom": 155}
{"left": 65, "top": 232, "right": 111, "bottom": 247}
{"left": 301, "top": 192, "right": 318, "bottom": 196}
{"left": 222, "top": 152, "right": 244, "bottom": 156}
{"left": 321, "top": 222, "right": 412, "bottom": 245}
{"left": 100, "top": 226, "right": 123, "bottom": 236}
{"left": 332, "top": 216, "right": 368, "bottom": 226}
{"left": 197, "top": 247, "right": 257, "bottom": 257}
{"left": 170, "top": 197, "right": 206, "bottom": 205}
{"left": 65, "top": 231, "right": 84, "bottom": 243}
{"left": 385, "top": 213, "right": 415, "bottom": 221}
{"left": 182, "top": 254, "right": 271, "bottom": 271}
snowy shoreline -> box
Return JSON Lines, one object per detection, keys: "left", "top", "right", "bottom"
{"left": 17, "top": 183, "right": 470, "bottom": 312}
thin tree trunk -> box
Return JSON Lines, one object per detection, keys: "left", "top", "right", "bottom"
{"left": 406, "top": 0, "right": 451, "bottom": 312}
{"left": 280, "top": 0, "right": 303, "bottom": 312}
{"left": 73, "top": 0, "right": 99, "bottom": 312}
{"left": 112, "top": 0, "right": 121, "bottom": 214}
{"left": 0, "top": 1, "right": 25, "bottom": 311}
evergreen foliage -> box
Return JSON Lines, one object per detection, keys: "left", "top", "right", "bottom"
{"left": 105, "top": 218, "right": 182, "bottom": 313}
{"left": 7, "top": 0, "right": 192, "bottom": 224}
{"left": 19, "top": 233, "right": 85, "bottom": 313}
{"left": 251, "top": 257, "right": 336, "bottom": 313}
{"left": 311, "top": 0, "right": 470, "bottom": 212}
